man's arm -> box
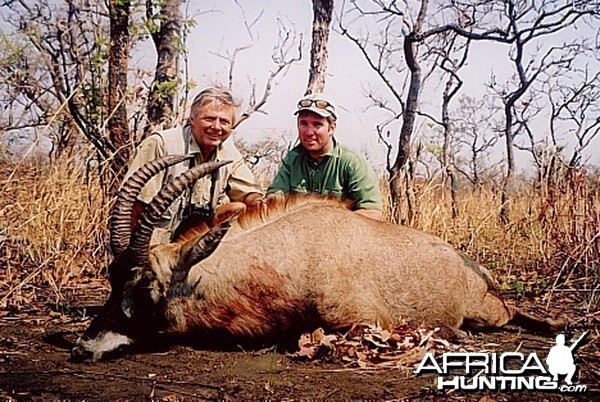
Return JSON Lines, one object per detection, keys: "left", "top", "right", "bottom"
{"left": 266, "top": 153, "right": 293, "bottom": 196}
{"left": 222, "top": 143, "right": 264, "bottom": 205}
{"left": 345, "top": 154, "right": 383, "bottom": 221}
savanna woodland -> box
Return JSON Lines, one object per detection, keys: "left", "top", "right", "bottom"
{"left": 0, "top": 0, "right": 598, "bottom": 400}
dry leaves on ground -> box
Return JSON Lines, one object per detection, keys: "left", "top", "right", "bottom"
{"left": 291, "top": 322, "right": 473, "bottom": 370}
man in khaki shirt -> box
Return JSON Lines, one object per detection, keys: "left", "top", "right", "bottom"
{"left": 126, "top": 86, "right": 263, "bottom": 243}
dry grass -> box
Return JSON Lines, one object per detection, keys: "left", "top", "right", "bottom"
{"left": 380, "top": 169, "right": 598, "bottom": 307}
{"left": 0, "top": 156, "right": 598, "bottom": 313}
{"left": 0, "top": 157, "right": 110, "bottom": 309}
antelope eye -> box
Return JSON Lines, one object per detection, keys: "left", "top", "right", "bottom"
{"left": 121, "top": 298, "right": 133, "bottom": 318}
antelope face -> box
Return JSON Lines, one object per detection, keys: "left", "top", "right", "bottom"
{"left": 71, "top": 254, "right": 170, "bottom": 361}
{"left": 71, "top": 157, "right": 232, "bottom": 362}
{"left": 70, "top": 296, "right": 135, "bottom": 362}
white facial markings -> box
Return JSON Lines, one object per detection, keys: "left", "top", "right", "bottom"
{"left": 77, "top": 331, "right": 133, "bottom": 361}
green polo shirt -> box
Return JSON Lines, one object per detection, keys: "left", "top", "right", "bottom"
{"left": 267, "top": 142, "right": 382, "bottom": 210}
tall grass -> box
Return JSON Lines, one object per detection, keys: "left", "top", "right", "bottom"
{"left": 381, "top": 169, "right": 598, "bottom": 301}
{"left": 0, "top": 156, "right": 597, "bottom": 310}
{"left": 0, "top": 157, "right": 110, "bottom": 309}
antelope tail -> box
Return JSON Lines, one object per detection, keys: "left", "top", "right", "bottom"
{"left": 509, "top": 306, "right": 568, "bottom": 334}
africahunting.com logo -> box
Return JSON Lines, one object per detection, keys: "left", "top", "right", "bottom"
{"left": 414, "top": 332, "right": 588, "bottom": 393}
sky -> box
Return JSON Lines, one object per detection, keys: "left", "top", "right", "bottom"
{"left": 134, "top": 0, "right": 599, "bottom": 174}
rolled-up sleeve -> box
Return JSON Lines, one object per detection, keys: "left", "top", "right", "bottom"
{"left": 222, "top": 142, "right": 264, "bottom": 202}
{"left": 346, "top": 155, "right": 382, "bottom": 211}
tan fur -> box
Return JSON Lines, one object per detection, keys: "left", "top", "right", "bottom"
{"left": 148, "top": 197, "right": 559, "bottom": 339}
{"left": 75, "top": 196, "right": 562, "bottom": 360}
{"left": 236, "top": 194, "right": 350, "bottom": 231}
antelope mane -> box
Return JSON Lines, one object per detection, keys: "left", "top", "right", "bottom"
{"left": 174, "top": 194, "right": 350, "bottom": 243}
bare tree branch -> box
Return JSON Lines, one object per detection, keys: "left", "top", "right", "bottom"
{"left": 235, "top": 17, "right": 303, "bottom": 128}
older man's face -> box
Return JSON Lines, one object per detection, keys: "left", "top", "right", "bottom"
{"left": 190, "top": 100, "right": 234, "bottom": 156}
{"left": 297, "top": 111, "right": 335, "bottom": 159}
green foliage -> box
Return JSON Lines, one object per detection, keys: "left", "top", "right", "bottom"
{"left": 186, "top": 79, "right": 198, "bottom": 91}
{"left": 423, "top": 143, "right": 443, "bottom": 159}
{"left": 184, "top": 18, "right": 197, "bottom": 31}
{"left": 145, "top": 15, "right": 162, "bottom": 35}
{"left": 114, "top": 0, "right": 133, "bottom": 6}
{"left": 0, "top": 34, "right": 27, "bottom": 68}
{"left": 152, "top": 78, "right": 181, "bottom": 99}
{"left": 508, "top": 278, "right": 525, "bottom": 294}
{"left": 92, "top": 35, "right": 109, "bottom": 68}
{"left": 144, "top": 0, "right": 168, "bottom": 36}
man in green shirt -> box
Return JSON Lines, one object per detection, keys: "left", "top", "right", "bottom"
{"left": 267, "top": 93, "right": 383, "bottom": 221}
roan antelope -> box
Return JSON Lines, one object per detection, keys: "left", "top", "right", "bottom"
{"left": 71, "top": 155, "right": 564, "bottom": 361}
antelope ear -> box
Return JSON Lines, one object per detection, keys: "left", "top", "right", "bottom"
{"left": 177, "top": 220, "right": 232, "bottom": 271}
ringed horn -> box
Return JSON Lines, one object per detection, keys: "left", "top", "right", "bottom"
{"left": 109, "top": 155, "right": 232, "bottom": 262}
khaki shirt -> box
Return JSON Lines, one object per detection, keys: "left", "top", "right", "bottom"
{"left": 125, "top": 125, "right": 262, "bottom": 232}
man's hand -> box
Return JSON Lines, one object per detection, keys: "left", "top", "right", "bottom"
{"left": 243, "top": 193, "right": 264, "bottom": 206}
{"left": 246, "top": 193, "right": 286, "bottom": 207}
{"left": 264, "top": 193, "right": 285, "bottom": 204}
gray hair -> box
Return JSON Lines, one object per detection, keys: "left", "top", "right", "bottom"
{"left": 189, "top": 86, "right": 239, "bottom": 124}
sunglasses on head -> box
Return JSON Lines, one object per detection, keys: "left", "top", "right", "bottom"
{"left": 297, "top": 98, "right": 335, "bottom": 113}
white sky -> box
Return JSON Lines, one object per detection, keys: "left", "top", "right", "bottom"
{"left": 133, "top": 0, "right": 600, "bottom": 173}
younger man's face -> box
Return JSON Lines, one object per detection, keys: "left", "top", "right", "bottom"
{"left": 297, "top": 111, "right": 335, "bottom": 159}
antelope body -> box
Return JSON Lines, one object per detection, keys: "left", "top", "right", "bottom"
{"left": 72, "top": 156, "right": 563, "bottom": 361}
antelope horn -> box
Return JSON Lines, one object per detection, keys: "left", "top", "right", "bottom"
{"left": 177, "top": 216, "right": 237, "bottom": 272}
{"left": 110, "top": 155, "right": 195, "bottom": 257}
{"left": 128, "top": 160, "right": 233, "bottom": 264}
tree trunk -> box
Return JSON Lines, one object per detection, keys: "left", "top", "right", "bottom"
{"left": 500, "top": 104, "right": 515, "bottom": 223}
{"left": 306, "top": 0, "right": 333, "bottom": 95}
{"left": 442, "top": 93, "right": 458, "bottom": 219}
{"left": 108, "top": 0, "right": 132, "bottom": 193}
{"left": 389, "top": 30, "right": 423, "bottom": 223}
{"left": 146, "top": 0, "right": 182, "bottom": 132}
{"left": 388, "top": 0, "right": 429, "bottom": 223}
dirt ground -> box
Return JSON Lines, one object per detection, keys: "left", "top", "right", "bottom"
{"left": 0, "top": 286, "right": 598, "bottom": 401}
